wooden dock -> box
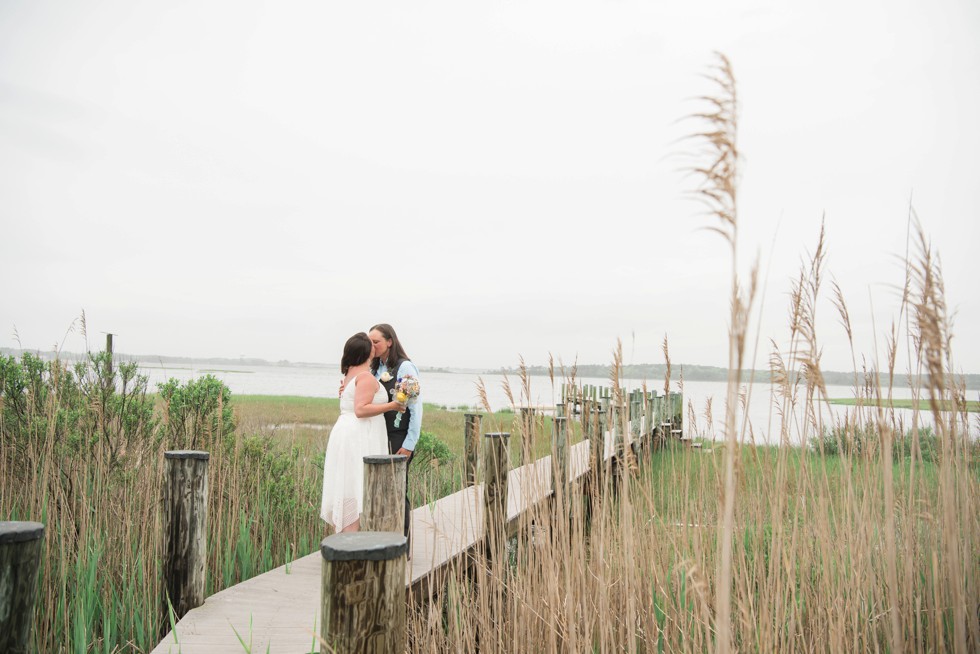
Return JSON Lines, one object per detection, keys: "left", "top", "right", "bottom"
{"left": 151, "top": 432, "right": 616, "bottom": 654}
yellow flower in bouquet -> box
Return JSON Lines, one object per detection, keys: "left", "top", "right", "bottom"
{"left": 392, "top": 375, "right": 420, "bottom": 427}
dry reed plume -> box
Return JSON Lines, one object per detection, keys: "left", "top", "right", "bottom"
{"left": 3, "top": 53, "right": 977, "bottom": 654}
{"left": 400, "top": 217, "right": 977, "bottom": 652}
{"left": 400, "top": 53, "right": 976, "bottom": 653}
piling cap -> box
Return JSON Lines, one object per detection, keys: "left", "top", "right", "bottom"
{"left": 0, "top": 521, "right": 45, "bottom": 544}
{"left": 484, "top": 432, "right": 510, "bottom": 438}
{"left": 321, "top": 532, "right": 408, "bottom": 562}
{"left": 164, "top": 450, "right": 210, "bottom": 460}
{"left": 363, "top": 454, "right": 408, "bottom": 465}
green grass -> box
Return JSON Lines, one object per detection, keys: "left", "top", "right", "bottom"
{"left": 233, "top": 394, "right": 579, "bottom": 462}
{"left": 827, "top": 397, "right": 980, "bottom": 412}
{"left": 234, "top": 394, "right": 584, "bottom": 507}
{"left": 645, "top": 441, "right": 943, "bottom": 516}
{"left": 8, "top": 371, "right": 969, "bottom": 653}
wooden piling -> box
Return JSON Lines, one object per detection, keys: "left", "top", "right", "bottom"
{"left": 362, "top": 455, "right": 408, "bottom": 533}
{"left": 581, "top": 398, "right": 593, "bottom": 442}
{"left": 593, "top": 407, "right": 607, "bottom": 491}
{"left": 519, "top": 408, "right": 534, "bottom": 466}
{"left": 105, "top": 333, "right": 114, "bottom": 377}
{"left": 672, "top": 392, "right": 684, "bottom": 436}
{"left": 483, "top": 432, "right": 510, "bottom": 558}
{"left": 610, "top": 403, "right": 622, "bottom": 462}
{"left": 581, "top": 402, "right": 598, "bottom": 525}
{"left": 632, "top": 393, "right": 645, "bottom": 465}
{"left": 320, "top": 532, "right": 407, "bottom": 654}
{"left": 464, "top": 414, "right": 481, "bottom": 487}
{"left": 645, "top": 391, "right": 656, "bottom": 453}
{"left": 0, "top": 521, "right": 44, "bottom": 654}
{"left": 552, "top": 416, "right": 569, "bottom": 512}
{"left": 656, "top": 395, "right": 670, "bottom": 446}
{"left": 162, "top": 450, "right": 209, "bottom": 620}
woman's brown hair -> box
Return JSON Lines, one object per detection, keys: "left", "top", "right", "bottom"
{"left": 370, "top": 323, "right": 410, "bottom": 375}
{"left": 341, "top": 332, "right": 373, "bottom": 374}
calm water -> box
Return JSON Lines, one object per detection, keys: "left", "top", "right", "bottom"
{"left": 136, "top": 360, "right": 975, "bottom": 445}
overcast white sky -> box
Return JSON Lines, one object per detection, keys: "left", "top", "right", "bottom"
{"left": 1, "top": 0, "right": 978, "bottom": 374}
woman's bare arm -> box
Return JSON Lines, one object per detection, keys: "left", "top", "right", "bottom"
{"left": 354, "top": 375, "right": 400, "bottom": 418}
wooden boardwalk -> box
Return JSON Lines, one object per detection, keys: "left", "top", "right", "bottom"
{"left": 151, "top": 430, "right": 620, "bottom": 654}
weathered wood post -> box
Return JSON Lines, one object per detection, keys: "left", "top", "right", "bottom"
{"left": 657, "top": 395, "right": 671, "bottom": 446}
{"left": 631, "top": 391, "right": 641, "bottom": 463}
{"left": 593, "top": 407, "right": 607, "bottom": 492}
{"left": 610, "top": 403, "right": 622, "bottom": 462}
{"left": 320, "top": 532, "right": 407, "bottom": 654}
{"left": 581, "top": 399, "right": 596, "bottom": 525}
{"left": 581, "top": 398, "right": 593, "bottom": 453}
{"left": 640, "top": 391, "right": 649, "bottom": 464}
{"left": 483, "top": 432, "right": 510, "bottom": 560}
{"left": 519, "top": 408, "right": 534, "bottom": 466}
{"left": 630, "top": 393, "right": 642, "bottom": 464}
{"left": 611, "top": 398, "right": 628, "bottom": 490}
{"left": 162, "top": 450, "right": 209, "bottom": 620}
{"left": 672, "top": 392, "right": 684, "bottom": 438}
{"left": 0, "top": 521, "right": 44, "bottom": 654}
{"left": 599, "top": 394, "right": 611, "bottom": 422}
{"left": 551, "top": 416, "right": 569, "bottom": 517}
{"left": 105, "top": 332, "right": 114, "bottom": 377}
{"left": 362, "top": 455, "right": 408, "bottom": 532}
{"left": 464, "top": 414, "right": 481, "bottom": 487}
{"left": 645, "top": 391, "right": 656, "bottom": 454}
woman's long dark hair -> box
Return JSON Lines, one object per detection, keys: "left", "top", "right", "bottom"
{"left": 370, "top": 323, "right": 410, "bottom": 375}
{"left": 341, "top": 332, "right": 373, "bottom": 375}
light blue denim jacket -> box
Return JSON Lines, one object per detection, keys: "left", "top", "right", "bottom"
{"left": 376, "top": 360, "right": 422, "bottom": 451}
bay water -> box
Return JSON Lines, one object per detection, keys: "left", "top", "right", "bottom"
{"left": 135, "top": 360, "right": 972, "bottom": 445}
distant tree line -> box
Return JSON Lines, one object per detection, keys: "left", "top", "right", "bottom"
{"left": 494, "top": 362, "right": 980, "bottom": 391}
{"left": 0, "top": 348, "right": 326, "bottom": 368}
{"left": 4, "top": 348, "right": 975, "bottom": 390}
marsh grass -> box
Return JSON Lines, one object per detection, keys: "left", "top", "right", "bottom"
{"left": 827, "top": 397, "right": 980, "bottom": 412}
{"left": 0, "top": 360, "right": 327, "bottom": 653}
{"left": 0, "top": 374, "right": 555, "bottom": 653}
{"left": 399, "top": 54, "right": 977, "bottom": 653}
{"left": 398, "top": 253, "right": 976, "bottom": 653}
{"left": 4, "top": 266, "right": 977, "bottom": 654}
{"left": 3, "top": 54, "right": 977, "bottom": 653}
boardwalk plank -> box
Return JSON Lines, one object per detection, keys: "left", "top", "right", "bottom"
{"left": 152, "top": 433, "right": 615, "bottom": 653}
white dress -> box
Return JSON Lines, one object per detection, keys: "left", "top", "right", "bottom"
{"left": 320, "top": 373, "right": 389, "bottom": 529}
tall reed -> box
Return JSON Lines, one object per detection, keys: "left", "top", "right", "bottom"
{"left": 0, "top": 354, "right": 325, "bottom": 652}
{"left": 401, "top": 223, "right": 976, "bottom": 651}
{"left": 4, "top": 53, "right": 977, "bottom": 652}
{"left": 401, "top": 54, "right": 977, "bottom": 653}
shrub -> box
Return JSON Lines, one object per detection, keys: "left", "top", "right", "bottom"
{"left": 157, "top": 374, "right": 235, "bottom": 450}
{"left": 0, "top": 351, "right": 156, "bottom": 466}
{"left": 412, "top": 430, "right": 455, "bottom": 468}
{"left": 409, "top": 431, "right": 458, "bottom": 506}
{"left": 809, "top": 423, "right": 959, "bottom": 464}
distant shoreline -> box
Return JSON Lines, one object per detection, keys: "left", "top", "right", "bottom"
{"left": 493, "top": 364, "right": 980, "bottom": 391}
{"left": 3, "top": 347, "right": 977, "bottom": 390}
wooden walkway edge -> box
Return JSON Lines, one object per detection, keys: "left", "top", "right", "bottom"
{"left": 152, "top": 431, "right": 618, "bottom": 654}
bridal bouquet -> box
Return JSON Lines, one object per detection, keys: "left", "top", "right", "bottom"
{"left": 392, "top": 375, "right": 420, "bottom": 428}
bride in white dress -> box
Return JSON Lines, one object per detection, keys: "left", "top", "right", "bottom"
{"left": 320, "top": 332, "right": 403, "bottom": 532}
